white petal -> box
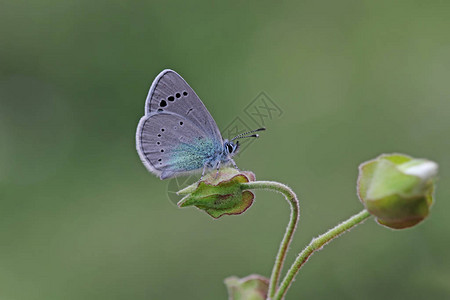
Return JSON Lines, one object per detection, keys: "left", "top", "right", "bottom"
{"left": 401, "top": 160, "right": 438, "bottom": 180}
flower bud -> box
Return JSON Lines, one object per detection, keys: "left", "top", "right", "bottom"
{"left": 357, "top": 154, "right": 437, "bottom": 229}
{"left": 224, "top": 274, "right": 269, "bottom": 300}
{"left": 177, "top": 167, "right": 256, "bottom": 218}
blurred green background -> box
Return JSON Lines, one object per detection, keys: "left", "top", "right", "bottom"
{"left": 1, "top": 0, "right": 450, "bottom": 299}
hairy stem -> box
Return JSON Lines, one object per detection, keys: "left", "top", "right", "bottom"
{"left": 273, "top": 209, "right": 371, "bottom": 300}
{"left": 241, "top": 181, "right": 300, "bottom": 299}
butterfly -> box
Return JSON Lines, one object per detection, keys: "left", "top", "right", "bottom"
{"left": 136, "top": 69, "right": 265, "bottom": 180}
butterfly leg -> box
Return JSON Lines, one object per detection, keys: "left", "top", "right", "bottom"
{"left": 200, "top": 164, "right": 208, "bottom": 180}
{"left": 230, "top": 159, "right": 239, "bottom": 171}
{"left": 214, "top": 161, "right": 221, "bottom": 179}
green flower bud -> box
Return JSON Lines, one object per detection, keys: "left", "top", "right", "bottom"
{"left": 224, "top": 274, "right": 269, "bottom": 300}
{"left": 177, "top": 167, "right": 256, "bottom": 218}
{"left": 357, "top": 154, "right": 438, "bottom": 229}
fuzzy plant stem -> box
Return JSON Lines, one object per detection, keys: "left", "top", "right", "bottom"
{"left": 240, "top": 181, "right": 300, "bottom": 299}
{"left": 273, "top": 209, "right": 371, "bottom": 300}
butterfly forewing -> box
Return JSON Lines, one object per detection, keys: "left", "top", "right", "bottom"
{"left": 145, "top": 70, "right": 223, "bottom": 144}
{"left": 137, "top": 112, "right": 221, "bottom": 179}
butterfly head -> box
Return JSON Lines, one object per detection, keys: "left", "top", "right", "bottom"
{"left": 223, "top": 127, "right": 266, "bottom": 158}
{"left": 223, "top": 140, "right": 240, "bottom": 157}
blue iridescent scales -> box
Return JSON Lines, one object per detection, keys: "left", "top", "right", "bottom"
{"left": 170, "top": 138, "right": 217, "bottom": 172}
{"left": 136, "top": 69, "right": 264, "bottom": 180}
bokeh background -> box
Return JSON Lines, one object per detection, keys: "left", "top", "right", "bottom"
{"left": 1, "top": 1, "right": 450, "bottom": 299}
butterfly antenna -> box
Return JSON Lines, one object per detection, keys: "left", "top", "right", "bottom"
{"left": 238, "top": 134, "right": 259, "bottom": 139}
{"left": 231, "top": 127, "right": 266, "bottom": 141}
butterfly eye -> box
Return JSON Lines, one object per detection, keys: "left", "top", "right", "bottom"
{"left": 226, "top": 144, "right": 234, "bottom": 153}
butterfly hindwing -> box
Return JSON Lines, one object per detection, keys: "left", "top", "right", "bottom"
{"left": 144, "top": 69, "right": 223, "bottom": 144}
{"left": 136, "top": 112, "right": 222, "bottom": 179}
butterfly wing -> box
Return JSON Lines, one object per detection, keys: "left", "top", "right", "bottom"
{"left": 144, "top": 69, "right": 223, "bottom": 144}
{"left": 136, "top": 112, "right": 221, "bottom": 179}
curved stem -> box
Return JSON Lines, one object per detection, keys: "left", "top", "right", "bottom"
{"left": 273, "top": 209, "right": 371, "bottom": 300}
{"left": 241, "top": 181, "right": 300, "bottom": 299}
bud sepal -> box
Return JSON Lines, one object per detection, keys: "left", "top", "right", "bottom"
{"left": 357, "top": 153, "right": 437, "bottom": 229}
{"left": 177, "top": 167, "right": 256, "bottom": 218}
{"left": 224, "top": 274, "right": 269, "bottom": 300}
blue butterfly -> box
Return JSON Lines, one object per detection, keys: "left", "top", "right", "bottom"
{"left": 136, "top": 69, "right": 265, "bottom": 179}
